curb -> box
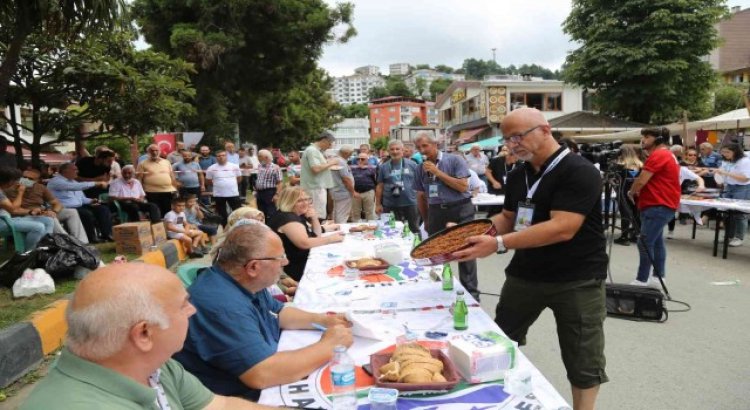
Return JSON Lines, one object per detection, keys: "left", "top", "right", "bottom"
{"left": 0, "top": 239, "right": 187, "bottom": 388}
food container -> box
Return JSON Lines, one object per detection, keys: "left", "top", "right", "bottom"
{"left": 371, "top": 349, "right": 461, "bottom": 392}
{"left": 344, "top": 257, "right": 390, "bottom": 271}
{"left": 368, "top": 387, "right": 398, "bottom": 410}
{"left": 375, "top": 241, "right": 403, "bottom": 265}
{"left": 410, "top": 219, "right": 497, "bottom": 266}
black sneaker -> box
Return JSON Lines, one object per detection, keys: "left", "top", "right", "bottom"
{"left": 614, "top": 236, "right": 630, "bottom": 246}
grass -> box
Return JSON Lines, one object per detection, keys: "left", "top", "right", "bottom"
{"left": 0, "top": 242, "right": 118, "bottom": 331}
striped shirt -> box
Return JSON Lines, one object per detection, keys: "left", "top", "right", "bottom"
{"left": 255, "top": 163, "right": 282, "bottom": 190}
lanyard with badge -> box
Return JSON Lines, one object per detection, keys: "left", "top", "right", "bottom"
{"left": 514, "top": 148, "right": 569, "bottom": 232}
{"left": 391, "top": 159, "right": 406, "bottom": 191}
{"left": 428, "top": 155, "right": 442, "bottom": 198}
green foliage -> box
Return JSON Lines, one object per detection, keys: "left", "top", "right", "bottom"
{"left": 409, "top": 116, "right": 424, "bottom": 126}
{"left": 415, "top": 77, "right": 428, "bottom": 97}
{"left": 461, "top": 59, "right": 560, "bottom": 80}
{"left": 333, "top": 103, "right": 369, "bottom": 119}
{"left": 368, "top": 86, "right": 389, "bottom": 100}
{"left": 385, "top": 77, "right": 414, "bottom": 98}
{"left": 133, "top": 0, "right": 356, "bottom": 145}
{"left": 371, "top": 136, "right": 389, "bottom": 152}
{"left": 434, "top": 64, "right": 454, "bottom": 73}
{"left": 415, "top": 64, "right": 431, "bottom": 70}
{"left": 713, "top": 83, "right": 750, "bottom": 115}
{"left": 429, "top": 78, "right": 453, "bottom": 99}
{"left": 563, "top": 0, "right": 727, "bottom": 124}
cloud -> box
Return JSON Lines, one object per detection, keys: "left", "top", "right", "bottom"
{"left": 321, "top": 0, "right": 573, "bottom": 76}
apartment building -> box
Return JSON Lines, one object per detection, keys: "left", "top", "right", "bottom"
{"left": 709, "top": 6, "right": 750, "bottom": 84}
{"left": 369, "top": 96, "right": 427, "bottom": 139}
{"left": 331, "top": 73, "right": 386, "bottom": 105}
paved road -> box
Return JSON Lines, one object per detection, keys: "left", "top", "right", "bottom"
{"left": 3, "top": 222, "right": 749, "bottom": 409}
{"left": 474, "top": 223, "right": 750, "bottom": 410}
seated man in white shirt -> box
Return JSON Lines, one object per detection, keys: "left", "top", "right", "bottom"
{"left": 468, "top": 169, "right": 488, "bottom": 196}
{"left": 108, "top": 165, "right": 161, "bottom": 223}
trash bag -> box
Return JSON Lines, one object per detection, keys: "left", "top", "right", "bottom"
{"left": 12, "top": 268, "right": 55, "bottom": 298}
{"left": 0, "top": 250, "right": 40, "bottom": 288}
{"left": 36, "top": 234, "right": 101, "bottom": 279}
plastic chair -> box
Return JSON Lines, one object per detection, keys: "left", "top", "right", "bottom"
{"left": 0, "top": 214, "right": 26, "bottom": 253}
{"left": 99, "top": 193, "right": 129, "bottom": 223}
{"left": 176, "top": 262, "right": 209, "bottom": 288}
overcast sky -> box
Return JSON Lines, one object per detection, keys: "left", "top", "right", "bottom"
{"left": 320, "top": 0, "right": 750, "bottom": 76}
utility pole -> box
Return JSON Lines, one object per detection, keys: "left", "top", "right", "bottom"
{"left": 491, "top": 48, "right": 497, "bottom": 63}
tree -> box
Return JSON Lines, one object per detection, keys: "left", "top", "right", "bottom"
{"left": 434, "top": 65, "right": 454, "bottom": 74}
{"left": 371, "top": 136, "right": 389, "bottom": 152}
{"left": 385, "top": 77, "right": 414, "bottom": 98}
{"left": 713, "top": 83, "right": 749, "bottom": 116}
{"left": 0, "top": 0, "right": 125, "bottom": 106}
{"left": 409, "top": 116, "right": 424, "bottom": 126}
{"left": 415, "top": 64, "right": 431, "bottom": 70}
{"left": 333, "top": 103, "right": 369, "bottom": 119}
{"left": 429, "top": 78, "right": 453, "bottom": 99}
{"left": 415, "top": 77, "right": 428, "bottom": 97}
{"left": 132, "top": 0, "right": 355, "bottom": 146}
{"left": 563, "top": 0, "right": 726, "bottom": 124}
{"left": 368, "top": 86, "right": 389, "bottom": 100}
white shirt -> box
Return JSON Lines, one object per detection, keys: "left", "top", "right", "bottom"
{"left": 206, "top": 162, "right": 241, "bottom": 197}
{"left": 164, "top": 211, "right": 187, "bottom": 238}
{"left": 468, "top": 169, "right": 488, "bottom": 194}
{"left": 109, "top": 177, "right": 146, "bottom": 199}
{"left": 719, "top": 156, "right": 750, "bottom": 186}
{"left": 466, "top": 152, "right": 489, "bottom": 175}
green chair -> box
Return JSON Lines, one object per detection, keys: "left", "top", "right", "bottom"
{"left": 176, "top": 262, "right": 209, "bottom": 288}
{"left": 0, "top": 214, "right": 26, "bottom": 253}
{"left": 99, "top": 193, "right": 129, "bottom": 223}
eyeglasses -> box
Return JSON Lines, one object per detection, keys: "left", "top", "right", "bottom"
{"left": 244, "top": 254, "right": 288, "bottom": 269}
{"left": 358, "top": 158, "right": 368, "bottom": 161}
{"left": 506, "top": 125, "right": 544, "bottom": 143}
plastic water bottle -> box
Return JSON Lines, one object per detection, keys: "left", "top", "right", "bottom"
{"left": 453, "top": 290, "right": 468, "bottom": 330}
{"left": 330, "top": 345, "right": 357, "bottom": 409}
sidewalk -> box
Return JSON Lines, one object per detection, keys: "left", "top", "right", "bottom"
{"left": 475, "top": 223, "right": 750, "bottom": 410}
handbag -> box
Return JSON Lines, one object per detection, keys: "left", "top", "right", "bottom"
{"left": 605, "top": 283, "right": 667, "bottom": 322}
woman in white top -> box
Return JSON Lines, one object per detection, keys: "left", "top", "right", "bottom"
{"left": 715, "top": 143, "right": 750, "bottom": 247}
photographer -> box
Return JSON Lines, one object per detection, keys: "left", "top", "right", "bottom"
{"left": 375, "top": 140, "right": 419, "bottom": 232}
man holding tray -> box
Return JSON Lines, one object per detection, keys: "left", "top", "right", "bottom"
{"left": 413, "top": 131, "right": 479, "bottom": 300}
{"left": 454, "top": 108, "right": 608, "bottom": 410}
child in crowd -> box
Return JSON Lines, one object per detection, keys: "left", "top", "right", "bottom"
{"left": 184, "top": 194, "right": 218, "bottom": 245}
{"left": 164, "top": 197, "right": 208, "bottom": 257}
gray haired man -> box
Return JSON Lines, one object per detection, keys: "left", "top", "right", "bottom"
{"left": 22, "top": 263, "right": 274, "bottom": 409}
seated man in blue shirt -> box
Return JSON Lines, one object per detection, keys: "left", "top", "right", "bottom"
{"left": 174, "top": 222, "right": 353, "bottom": 401}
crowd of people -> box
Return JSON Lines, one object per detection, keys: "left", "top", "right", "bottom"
{"left": 5, "top": 107, "right": 750, "bottom": 409}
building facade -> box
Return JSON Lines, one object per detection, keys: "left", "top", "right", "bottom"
{"left": 709, "top": 7, "right": 750, "bottom": 84}
{"left": 435, "top": 75, "right": 584, "bottom": 149}
{"left": 389, "top": 63, "right": 410, "bottom": 76}
{"left": 368, "top": 96, "right": 428, "bottom": 140}
{"left": 354, "top": 65, "right": 380, "bottom": 76}
{"left": 331, "top": 118, "right": 371, "bottom": 148}
{"left": 331, "top": 73, "right": 386, "bottom": 105}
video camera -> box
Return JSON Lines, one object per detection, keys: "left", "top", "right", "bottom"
{"left": 580, "top": 141, "right": 623, "bottom": 172}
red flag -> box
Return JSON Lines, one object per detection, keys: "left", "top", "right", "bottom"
{"left": 153, "top": 133, "right": 176, "bottom": 157}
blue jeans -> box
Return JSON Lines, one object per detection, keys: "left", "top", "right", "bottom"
{"left": 637, "top": 206, "right": 674, "bottom": 282}
{"left": 722, "top": 184, "right": 750, "bottom": 240}
{"left": 9, "top": 216, "right": 54, "bottom": 249}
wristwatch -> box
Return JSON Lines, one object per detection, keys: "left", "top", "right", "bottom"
{"left": 495, "top": 235, "right": 507, "bottom": 254}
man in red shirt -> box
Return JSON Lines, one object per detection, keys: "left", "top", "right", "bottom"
{"left": 628, "top": 128, "right": 681, "bottom": 286}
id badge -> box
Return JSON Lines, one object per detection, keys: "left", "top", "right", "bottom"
{"left": 514, "top": 201, "right": 535, "bottom": 231}
{"left": 429, "top": 184, "right": 439, "bottom": 198}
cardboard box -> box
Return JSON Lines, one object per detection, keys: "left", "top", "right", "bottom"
{"left": 448, "top": 331, "right": 516, "bottom": 384}
{"left": 151, "top": 222, "right": 167, "bottom": 245}
{"left": 115, "top": 236, "right": 154, "bottom": 256}
{"left": 113, "top": 222, "right": 152, "bottom": 242}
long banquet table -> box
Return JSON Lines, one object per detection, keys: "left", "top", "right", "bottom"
{"left": 679, "top": 196, "right": 750, "bottom": 259}
{"left": 259, "top": 223, "right": 570, "bottom": 409}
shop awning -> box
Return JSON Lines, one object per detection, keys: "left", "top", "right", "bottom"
{"left": 454, "top": 126, "right": 489, "bottom": 145}
{"left": 459, "top": 136, "right": 504, "bottom": 152}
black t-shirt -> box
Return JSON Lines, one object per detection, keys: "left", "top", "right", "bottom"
{"left": 503, "top": 147, "right": 607, "bottom": 282}
{"left": 266, "top": 211, "right": 317, "bottom": 281}
{"left": 487, "top": 156, "right": 520, "bottom": 194}
{"left": 76, "top": 156, "right": 110, "bottom": 179}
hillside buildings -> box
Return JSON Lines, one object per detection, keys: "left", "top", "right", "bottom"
{"left": 369, "top": 96, "right": 427, "bottom": 140}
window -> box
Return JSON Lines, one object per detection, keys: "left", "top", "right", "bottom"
{"left": 510, "top": 92, "right": 562, "bottom": 111}
{"left": 389, "top": 116, "right": 396, "bottom": 122}
{"left": 375, "top": 127, "right": 380, "bottom": 133}
{"left": 389, "top": 106, "right": 396, "bottom": 112}
{"left": 374, "top": 109, "right": 380, "bottom": 114}
{"left": 375, "top": 118, "right": 380, "bottom": 123}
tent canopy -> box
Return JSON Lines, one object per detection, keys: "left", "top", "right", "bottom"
{"left": 459, "top": 136, "right": 504, "bottom": 151}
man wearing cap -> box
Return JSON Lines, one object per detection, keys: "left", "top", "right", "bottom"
{"left": 413, "top": 131, "right": 479, "bottom": 300}
{"left": 300, "top": 131, "right": 339, "bottom": 219}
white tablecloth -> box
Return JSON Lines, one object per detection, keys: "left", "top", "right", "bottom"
{"left": 259, "top": 223, "right": 570, "bottom": 409}
{"left": 472, "top": 194, "right": 504, "bottom": 206}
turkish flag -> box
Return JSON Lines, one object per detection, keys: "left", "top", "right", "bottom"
{"left": 153, "top": 133, "right": 176, "bottom": 157}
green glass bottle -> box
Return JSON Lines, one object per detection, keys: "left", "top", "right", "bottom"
{"left": 453, "top": 290, "right": 468, "bottom": 330}
{"left": 388, "top": 212, "right": 396, "bottom": 228}
{"left": 442, "top": 263, "right": 453, "bottom": 291}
